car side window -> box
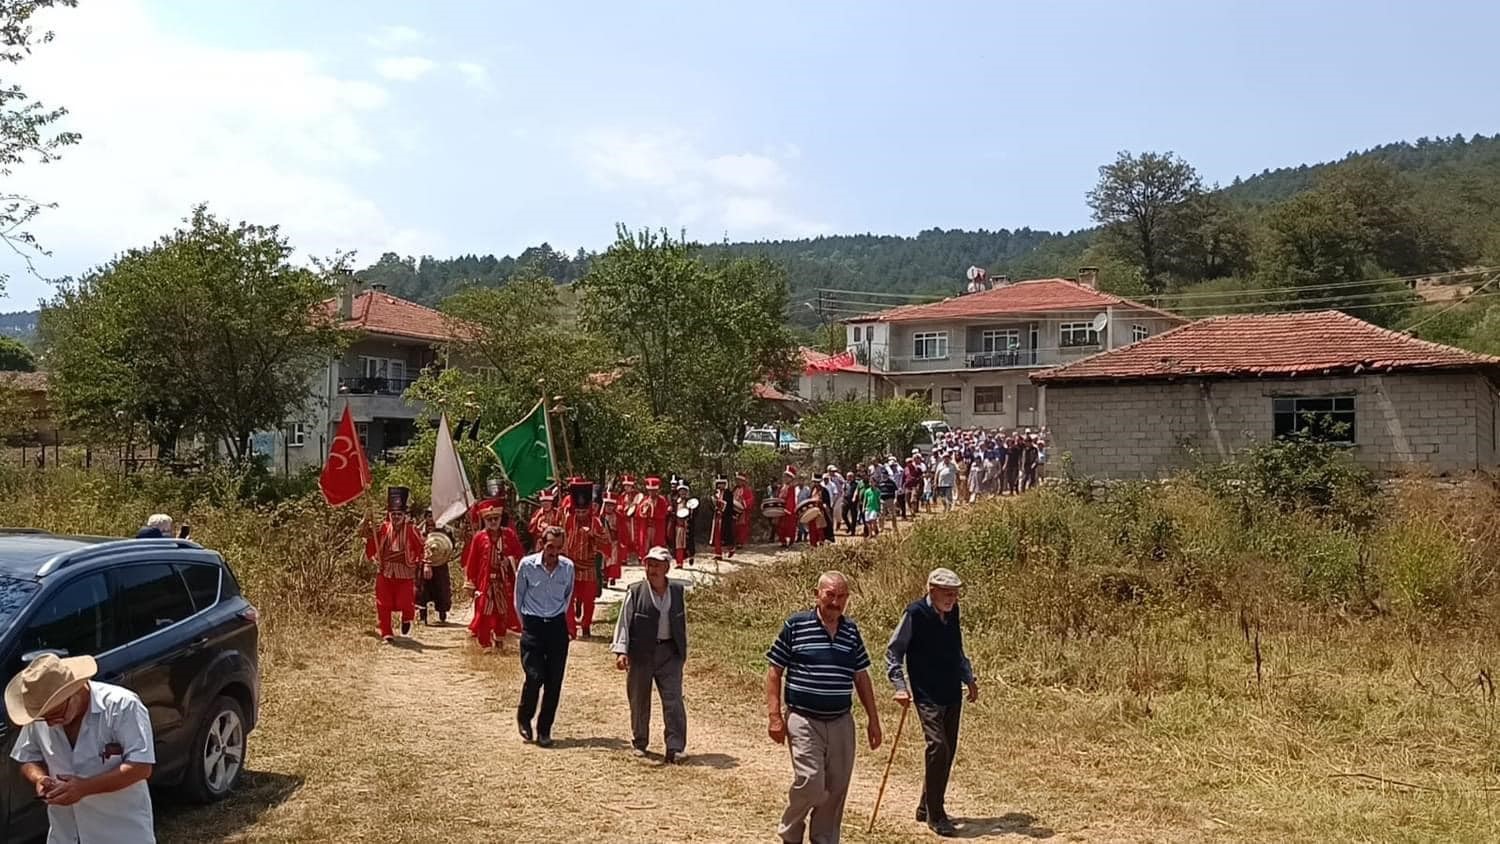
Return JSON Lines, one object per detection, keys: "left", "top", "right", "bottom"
{"left": 112, "top": 564, "right": 197, "bottom": 644}
{"left": 18, "top": 573, "right": 114, "bottom": 659}
{"left": 176, "top": 563, "right": 221, "bottom": 612}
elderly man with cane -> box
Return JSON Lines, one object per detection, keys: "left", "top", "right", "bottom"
{"left": 885, "top": 567, "right": 979, "bottom": 837}
{"left": 611, "top": 546, "right": 689, "bottom": 762}
{"left": 766, "top": 571, "right": 883, "bottom": 844}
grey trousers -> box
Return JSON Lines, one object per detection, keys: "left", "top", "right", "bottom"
{"left": 779, "top": 711, "right": 855, "bottom": 844}
{"left": 626, "top": 643, "right": 687, "bottom": 753}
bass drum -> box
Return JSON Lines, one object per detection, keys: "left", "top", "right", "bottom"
{"left": 761, "top": 499, "right": 789, "bottom": 520}
{"left": 423, "top": 531, "right": 455, "bottom": 566}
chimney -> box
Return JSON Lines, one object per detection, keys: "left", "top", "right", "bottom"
{"left": 1078, "top": 267, "right": 1099, "bottom": 290}
{"left": 369, "top": 282, "right": 388, "bottom": 294}
{"left": 337, "top": 268, "right": 357, "bottom": 320}
{"left": 994, "top": 274, "right": 1010, "bottom": 287}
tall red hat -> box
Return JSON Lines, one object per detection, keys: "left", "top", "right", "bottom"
{"left": 476, "top": 500, "right": 503, "bottom": 519}
{"left": 645, "top": 476, "right": 662, "bottom": 491}
{"left": 621, "top": 474, "right": 637, "bottom": 487}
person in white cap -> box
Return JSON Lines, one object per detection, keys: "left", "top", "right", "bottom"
{"left": 611, "top": 546, "right": 689, "bottom": 762}
{"left": 6, "top": 654, "right": 157, "bottom": 843}
{"left": 885, "top": 568, "right": 979, "bottom": 838}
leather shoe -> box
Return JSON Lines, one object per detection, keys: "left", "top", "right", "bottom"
{"left": 517, "top": 722, "right": 533, "bottom": 742}
{"left": 537, "top": 734, "right": 554, "bottom": 748}
{"left": 930, "top": 818, "right": 958, "bottom": 837}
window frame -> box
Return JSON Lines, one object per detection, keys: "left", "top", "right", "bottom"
{"left": 911, "top": 331, "right": 950, "bottom": 361}
{"left": 288, "top": 421, "right": 307, "bottom": 448}
{"left": 1273, "top": 395, "right": 1357, "bottom": 445}
{"left": 1059, "top": 322, "right": 1100, "bottom": 348}
{"left": 1132, "top": 324, "right": 1149, "bottom": 343}
{"left": 939, "top": 387, "right": 962, "bottom": 415}
{"left": 852, "top": 326, "right": 862, "bottom": 342}
{"left": 973, "top": 386, "right": 1004, "bottom": 414}
{"left": 15, "top": 572, "right": 116, "bottom": 661}
{"left": 981, "top": 329, "right": 1021, "bottom": 353}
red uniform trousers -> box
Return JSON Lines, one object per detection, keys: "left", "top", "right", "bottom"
{"left": 375, "top": 574, "right": 415, "bottom": 638}
{"left": 468, "top": 582, "right": 519, "bottom": 647}
{"left": 568, "top": 578, "right": 598, "bottom": 637}
{"left": 778, "top": 514, "right": 798, "bottom": 544}
{"left": 808, "top": 522, "right": 826, "bottom": 547}
{"left": 735, "top": 519, "right": 751, "bottom": 547}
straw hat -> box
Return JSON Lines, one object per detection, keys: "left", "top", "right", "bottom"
{"left": 5, "top": 654, "right": 97, "bottom": 726}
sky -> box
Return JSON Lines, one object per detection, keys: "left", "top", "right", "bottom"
{"left": 2, "top": 0, "right": 1497, "bottom": 308}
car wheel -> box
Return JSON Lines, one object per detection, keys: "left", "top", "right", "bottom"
{"left": 181, "top": 695, "right": 247, "bottom": 803}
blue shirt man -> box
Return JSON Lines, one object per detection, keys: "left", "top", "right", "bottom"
{"left": 515, "top": 550, "right": 574, "bottom": 618}
{"left": 514, "top": 526, "right": 574, "bottom": 747}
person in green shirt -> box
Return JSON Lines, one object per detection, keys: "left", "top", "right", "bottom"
{"left": 861, "top": 480, "right": 882, "bottom": 538}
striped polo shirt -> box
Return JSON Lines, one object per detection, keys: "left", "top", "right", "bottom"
{"left": 767, "top": 609, "right": 872, "bottom": 718}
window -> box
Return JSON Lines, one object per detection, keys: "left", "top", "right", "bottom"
{"left": 974, "top": 386, "right": 1004, "bottom": 414}
{"left": 852, "top": 326, "right": 862, "bottom": 342}
{"left": 940, "top": 387, "right": 962, "bottom": 414}
{"left": 356, "top": 422, "right": 370, "bottom": 451}
{"left": 19, "top": 574, "right": 114, "bottom": 658}
{"left": 905, "top": 388, "right": 933, "bottom": 405}
{"left": 360, "top": 356, "right": 409, "bottom": 392}
{"left": 111, "top": 564, "right": 197, "bottom": 644}
{"left": 912, "top": 331, "right": 949, "bottom": 360}
{"left": 1059, "top": 322, "right": 1100, "bottom": 348}
{"left": 288, "top": 422, "right": 307, "bottom": 447}
{"left": 471, "top": 366, "right": 499, "bottom": 385}
{"left": 176, "top": 564, "right": 222, "bottom": 613}
{"left": 1273, "top": 396, "right": 1356, "bottom": 444}
{"left": 1132, "top": 324, "right": 1150, "bottom": 343}
{"left": 981, "top": 329, "right": 1020, "bottom": 353}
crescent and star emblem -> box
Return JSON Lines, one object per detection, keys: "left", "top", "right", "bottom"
{"left": 329, "top": 434, "right": 353, "bottom": 469}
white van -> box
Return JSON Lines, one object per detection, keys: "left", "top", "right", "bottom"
{"left": 913, "top": 419, "right": 951, "bottom": 454}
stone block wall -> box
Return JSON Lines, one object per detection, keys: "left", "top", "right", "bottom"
{"left": 1042, "top": 372, "right": 1493, "bottom": 478}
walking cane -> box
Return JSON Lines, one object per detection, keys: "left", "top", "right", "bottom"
{"left": 867, "top": 704, "right": 909, "bottom": 833}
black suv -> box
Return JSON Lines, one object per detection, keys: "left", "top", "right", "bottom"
{"left": 0, "top": 530, "right": 260, "bottom": 842}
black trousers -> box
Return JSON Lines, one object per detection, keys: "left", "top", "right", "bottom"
{"left": 518, "top": 614, "right": 570, "bottom": 736}
{"left": 917, "top": 701, "right": 963, "bottom": 822}
{"left": 414, "top": 563, "right": 452, "bottom": 616}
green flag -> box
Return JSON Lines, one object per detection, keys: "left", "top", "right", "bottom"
{"left": 487, "top": 400, "right": 557, "bottom": 500}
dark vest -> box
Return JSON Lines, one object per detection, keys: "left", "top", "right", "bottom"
{"left": 626, "top": 580, "right": 688, "bottom": 662}
{"left": 904, "top": 599, "right": 964, "bottom": 706}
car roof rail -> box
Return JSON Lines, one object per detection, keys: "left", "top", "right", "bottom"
{"left": 0, "top": 527, "right": 55, "bottom": 536}
{"left": 37, "top": 538, "right": 205, "bottom": 577}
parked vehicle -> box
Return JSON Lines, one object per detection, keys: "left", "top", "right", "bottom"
{"left": 742, "top": 426, "right": 812, "bottom": 453}
{"left": 0, "top": 530, "right": 260, "bottom": 842}
{"left": 912, "top": 419, "right": 952, "bottom": 454}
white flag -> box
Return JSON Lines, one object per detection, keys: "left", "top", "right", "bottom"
{"left": 432, "top": 414, "right": 475, "bottom": 527}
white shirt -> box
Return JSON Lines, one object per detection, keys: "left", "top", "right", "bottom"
{"left": 10, "top": 681, "right": 157, "bottom": 844}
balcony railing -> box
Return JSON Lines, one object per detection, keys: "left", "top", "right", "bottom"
{"left": 965, "top": 349, "right": 1037, "bottom": 368}
{"left": 339, "top": 376, "right": 419, "bottom": 396}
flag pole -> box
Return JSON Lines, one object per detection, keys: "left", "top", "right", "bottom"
{"left": 537, "top": 383, "right": 563, "bottom": 488}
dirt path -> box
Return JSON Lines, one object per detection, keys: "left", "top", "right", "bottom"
{"left": 159, "top": 544, "right": 957, "bottom": 843}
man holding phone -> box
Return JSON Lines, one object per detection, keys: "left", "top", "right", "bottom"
{"left": 6, "top": 654, "right": 157, "bottom": 843}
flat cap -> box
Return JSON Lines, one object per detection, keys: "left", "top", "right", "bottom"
{"left": 927, "top": 567, "right": 963, "bottom": 588}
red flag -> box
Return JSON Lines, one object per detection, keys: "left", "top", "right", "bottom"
{"left": 320, "top": 406, "right": 371, "bottom": 507}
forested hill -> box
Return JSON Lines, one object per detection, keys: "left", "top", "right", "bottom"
{"left": 1220, "top": 133, "right": 1500, "bottom": 206}
{"left": 0, "top": 311, "right": 38, "bottom": 342}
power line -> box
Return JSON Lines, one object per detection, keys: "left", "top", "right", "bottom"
{"left": 1399, "top": 271, "right": 1500, "bottom": 334}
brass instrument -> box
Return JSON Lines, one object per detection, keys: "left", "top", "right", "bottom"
{"left": 624, "top": 491, "right": 644, "bottom": 517}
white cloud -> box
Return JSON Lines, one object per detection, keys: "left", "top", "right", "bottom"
{"left": 0, "top": 0, "right": 436, "bottom": 297}
{"left": 374, "top": 56, "right": 437, "bottom": 82}
{"left": 453, "top": 61, "right": 492, "bottom": 91}
{"left": 367, "top": 25, "right": 425, "bottom": 51}
{"left": 575, "top": 129, "right": 828, "bottom": 239}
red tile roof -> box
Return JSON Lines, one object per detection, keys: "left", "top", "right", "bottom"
{"left": 847, "top": 278, "right": 1184, "bottom": 324}
{"left": 799, "top": 346, "right": 872, "bottom": 374}
{"left": 753, "top": 382, "right": 803, "bottom": 403}
{"left": 1032, "top": 310, "right": 1500, "bottom": 384}
{"left": 320, "top": 289, "right": 474, "bottom": 343}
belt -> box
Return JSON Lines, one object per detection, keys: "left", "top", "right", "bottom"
{"left": 656, "top": 638, "right": 673, "bottom": 643}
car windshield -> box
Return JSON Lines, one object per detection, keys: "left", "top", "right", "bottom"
{"left": 0, "top": 576, "right": 40, "bottom": 635}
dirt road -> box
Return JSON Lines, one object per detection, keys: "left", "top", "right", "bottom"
{"left": 157, "top": 546, "right": 981, "bottom": 843}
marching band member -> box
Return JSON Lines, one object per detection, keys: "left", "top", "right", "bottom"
{"left": 528, "top": 488, "right": 558, "bottom": 551}
{"left": 637, "top": 476, "right": 669, "bottom": 553}
{"left": 561, "top": 477, "right": 610, "bottom": 638}
{"left": 612, "top": 475, "right": 640, "bottom": 578}
{"left": 667, "top": 477, "right": 698, "bottom": 568}
{"left": 777, "top": 466, "right": 800, "bottom": 548}
{"left": 808, "top": 473, "right": 832, "bottom": 548}
{"left": 733, "top": 473, "right": 756, "bottom": 548}
{"left": 710, "top": 473, "right": 738, "bottom": 560}
{"left": 359, "top": 486, "right": 425, "bottom": 644}
{"left": 463, "top": 501, "right": 524, "bottom": 650}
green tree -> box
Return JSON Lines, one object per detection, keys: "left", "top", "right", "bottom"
{"left": 41, "top": 205, "right": 345, "bottom": 459}
{"left": 577, "top": 227, "right": 798, "bottom": 451}
{"left": 801, "top": 397, "right": 931, "bottom": 469}
{"left": 0, "top": 0, "right": 81, "bottom": 291}
{"left": 0, "top": 334, "right": 33, "bottom": 370}
{"left": 1087, "top": 151, "right": 1204, "bottom": 293}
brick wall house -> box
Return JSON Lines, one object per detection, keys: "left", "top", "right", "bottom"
{"left": 1032, "top": 311, "right": 1500, "bottom": 478}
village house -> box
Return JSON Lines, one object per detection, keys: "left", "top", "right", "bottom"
{"left": 795, "top": 346, "right": 890, "bottom": 402}
{"left": 841, "top": 269, "right": 1186, "bottom": 427}
{"left": 1032, "top": 310, "right": 1500, "bottom": 478}
{"left": 267, "top": 282, "right": 476, "bottom": 472}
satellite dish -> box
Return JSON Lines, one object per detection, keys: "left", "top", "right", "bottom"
{"left": 1091, "top": 313, "right": 1109, "bottom": 334}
